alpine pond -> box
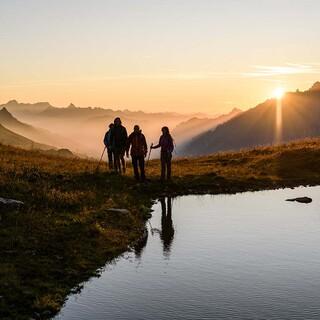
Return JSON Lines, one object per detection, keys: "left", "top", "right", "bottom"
{"left": 56, "top": 186, "right": 320, "bottom": 320}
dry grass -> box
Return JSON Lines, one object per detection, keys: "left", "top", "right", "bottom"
{"left": 1, "top": 138, "right": 320, "bottom": 319}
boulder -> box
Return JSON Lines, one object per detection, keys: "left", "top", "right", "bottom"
{"left": 107, "top": 208, "right": 131, "bottom": 215}
{"left": 0, "top": 197, "right": 24, "bottom": 210}
{"left": 286, "top": 197, "right": 312, "bottom": 204}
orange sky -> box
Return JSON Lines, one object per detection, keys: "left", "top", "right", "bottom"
{"left": 1, "top": 0, "right": 320, "bottom": 114}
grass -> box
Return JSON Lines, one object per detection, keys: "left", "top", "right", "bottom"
{"left": 1, "top": 138, "right": 320, "bottom": 319}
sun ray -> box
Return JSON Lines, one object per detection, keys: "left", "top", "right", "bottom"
{"left": 273, "top": 87, "right": 285, "bottom": 99}
{"left": 273, "top": 87, "right": 285, "bottom": 144}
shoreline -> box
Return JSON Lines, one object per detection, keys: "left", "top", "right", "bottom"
{"left": 57, "top": 180, "right": 319, "bottom": 318}
{"left": 1, "top": 139, "right": 320, "bottom": 319}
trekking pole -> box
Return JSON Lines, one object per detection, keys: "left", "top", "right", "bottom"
{"left": 147, "top": 143, "right": 153, "bottom": 164}
{"left": 173, "top": 140, "right": 178, "bottom": 156}
{"left": 95, "top": 146, "right": 106, "bottom": 172}
{"left": 173, "top": 140, "right": 180, "bottom": 177}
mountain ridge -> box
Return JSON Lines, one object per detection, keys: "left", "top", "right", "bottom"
{"left": 0, "top": 107, "right": 78, "bottom": 149}
{"left": 172, "top": 108, "right": 242, "bottom": 147}
{"left": 181, "top": 82, "right": 320, "bottom": 156}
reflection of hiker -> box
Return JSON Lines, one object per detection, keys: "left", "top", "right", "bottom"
{"left": 110, "top": 117, "right": 128, "bottom": 174}
{"left": 149, "top": 197, "right": 175, "bottom": 256}
{"left": 126, "top": 125, "right": 148, "bottom": 181}
{"left": 134, "top": 229, "right": 148, "bottom": 259}
{"left": 151, "top": 126, "right": 174, "bottom": 180}
{"left": 103, "top": 123, "right": 114, "bottom": 170}
{"left": 160, "top": 197, "right": 174, "bottom": 255}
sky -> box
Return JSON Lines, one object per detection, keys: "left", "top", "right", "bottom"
{"left": 1, "top": 0, "right": 320, "bottom": 114}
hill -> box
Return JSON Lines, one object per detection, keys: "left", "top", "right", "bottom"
{"left": 0, "top": 123, "right": 53, "bottom": 150}
{"left": 2, "top": 100, "right": 195, "bottom": 157}
{"left": 2, "top": 138, "right": 320, "bottom": 319}
{"left": 1, "top": 100, "right": 53, "bottom": 115}
{"left": 0, "top": 107, "right": 77, "bottom": 150}
{"left": 0, "top": 123, "right": 75, "bottom": 157}
{"left": 172, "top": 108, "right": 242, "bottom": 146}
{"left": 181, "top": 82, "right": 320, "bottom": 156}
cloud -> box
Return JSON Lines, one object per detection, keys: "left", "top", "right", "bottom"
{"left": 242, "top": 63, "right": 320, "bottom": 78}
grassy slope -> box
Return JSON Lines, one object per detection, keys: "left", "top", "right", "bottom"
{"left": 0, "top": 124, "right": 53, "bottom": 150}
{"left": 1, "top": 138, "right": 320, "bottom": 319}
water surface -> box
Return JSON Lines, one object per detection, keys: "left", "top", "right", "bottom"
{"left": 56, "top": 186, "right": 320, "bottom": 320}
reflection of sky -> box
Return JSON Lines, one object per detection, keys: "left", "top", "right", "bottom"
{"left": 1, "top": 0, "right": 320, "bottom": 113}
{"left": 56, "top": 186, "right": 320, "bottom": 320}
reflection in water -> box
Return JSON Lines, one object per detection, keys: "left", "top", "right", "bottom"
{"left": 133, "top": 229, "right": 148, "bottom": 259}
{"left": 56, "top": 187, "right": 320, "bottom": 320}
{"left": 160, "top": 197, "right": 175, "bottom": 256}
{"left": 150, "top": 197, "right": 175, "bottom": 257}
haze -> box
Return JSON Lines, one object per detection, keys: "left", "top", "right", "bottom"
{"left": 1, "top": 0, "right": 320, "bottom": 114}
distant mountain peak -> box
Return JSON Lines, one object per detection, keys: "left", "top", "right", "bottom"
{"left": 7, "top": 99, "right": 18, "bottom": 105}
{"left": 0, "top": 107, "right": 14, "bottom": 119}
{"left": 309, "top": 82, "right": 320, "bottom": 91}
{"left": 1, "top": 107, "right": 11, "bottom": 114}
{"left": 67, "top": 103, "right": 76, "bottom": 109}
{"left": 231, "top": 107, "right": 242, "bottom": 113}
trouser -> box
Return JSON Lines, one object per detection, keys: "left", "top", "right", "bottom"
{"left": 107, "top": 148, "right": 113, "bottom": 170}
{"left": 132, "top": 155, "right": 145, "bottom": 181}
{"left": 114, "top": 148, "right": 126, "bottom": 174}
{"left": 160, "top": 152, "right": 172, "bottom": 180}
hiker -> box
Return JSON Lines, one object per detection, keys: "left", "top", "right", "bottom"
{"left": 126, "top": 125, "right": 148, "bottom": 181}
{"left": 151, "top": 126, "right": 174, "bottom": 181}
{"left": 110, "top": 117, "right": 128, "bottom": 174}
{"left": 103, "top": 123, "right": 114, "bottom": 170}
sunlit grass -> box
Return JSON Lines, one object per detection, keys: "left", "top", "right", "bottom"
{"left": 2, "top": 138, "right": 320, "bottom": 319}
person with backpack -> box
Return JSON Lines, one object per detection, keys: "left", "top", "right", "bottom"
{"left": 126, "top": 125, "right": 148, "bottom": 181}
{"left": 151, "top": 126, "right": 174, "bottom": 181}
{"left": 103, "top": 123, "right": 114, "bottom": 170}
{"left": 110, "top": 117, "right": 128, "bottom": 174}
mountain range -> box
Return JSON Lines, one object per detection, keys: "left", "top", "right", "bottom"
{"left": 0, "top": 107, "right": 77, "bottom": 149}
{"left": 1, "top": 100, "right": 217, "bottom": 157}
{"left": 172, "top": 108, "right": 242, "bottom": 147}
{"left": 0, "top": 123, "right": 53, "bottom": 150}
{"left": 181, "top": 82, "right": 320, "bottom": 156}
{"left": 3, "top": 82, "right": 320, "bottom": 159}
{"left": 0, "top": 121, "right": 75, "bottom": 158}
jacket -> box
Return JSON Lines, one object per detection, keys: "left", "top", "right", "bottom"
{"left": 103, "top": 129, "right": 112, "bottom": 148}
{"left": 155, "top": 134, "right": 174, "bottom": 154}
{"left": 126, "top": 131, "right": 148, "bottom": 157}
{"left": 110, "top": 125, "right": 128, "bottom": 150}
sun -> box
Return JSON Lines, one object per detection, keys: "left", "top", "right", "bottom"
{"left": 273, "top": 87, "right": 285, "bottom": 99}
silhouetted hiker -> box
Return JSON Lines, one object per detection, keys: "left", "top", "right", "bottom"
{"left": 126, "top": 125, "right": 148, "bottom": 181}
{"left": 103, "top": 123, "right": 114, "bottom": 170}
{"left": 110, "top": 117, "right": 128, "bottom": 174}
{"left": 160, "top": 197, "right": 174, "bottom": 255}
{"left": 151, "top": 126, "right": 174, "bottom": 181}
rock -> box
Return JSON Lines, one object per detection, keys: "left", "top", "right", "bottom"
{"left": 107, "top": 208, "right": 131, "bottom": 215}
{"left": 286, "top": 197, "right": 312, "bottom": 204}
{"left": 42, "top": 310, "right": 52, "bottom": 317}
{"left": 0, "top": 197, "right": 24, "bottom": 211}
{"left": 144, "top": 212, "right": 152, "bottom": 219}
